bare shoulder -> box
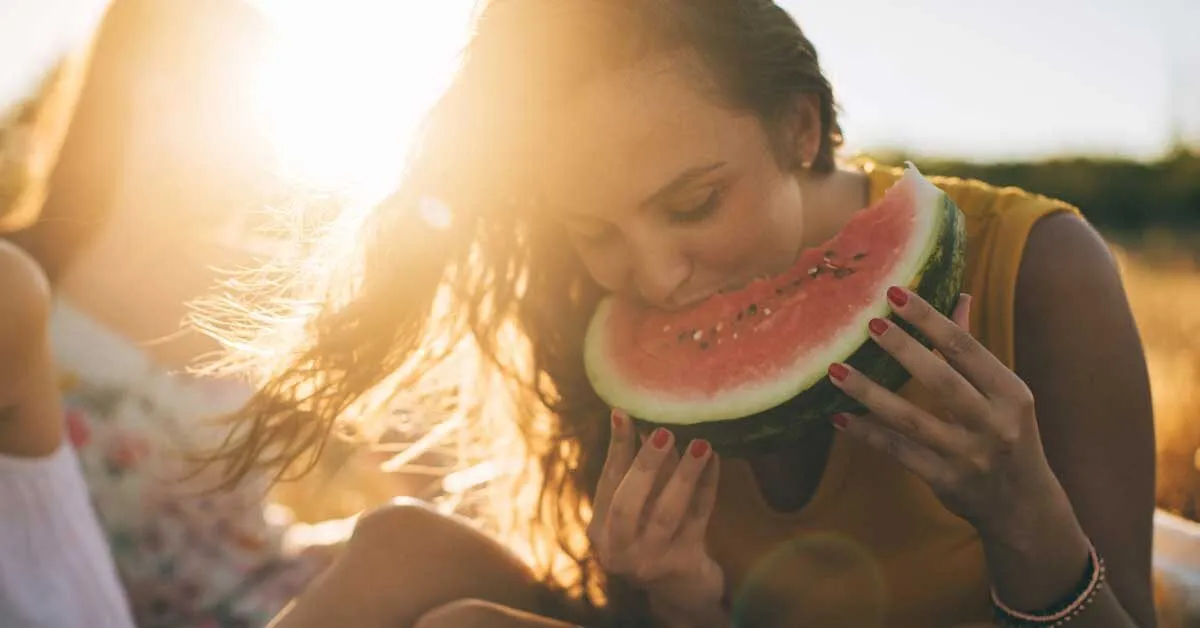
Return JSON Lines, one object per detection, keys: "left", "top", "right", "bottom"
{"left": 0, "top": 240, "right": 64, "bottom": 457}
{"left": 1019, "top": 211, "right": 1116, "bottom": 291}
{"left": 1014, "top": 211, "right": 1158, "bottom": 626}
{"left": 0, "top": 240, "right": 52, "bottom": 404}
{"left": 0, "top": 240, "right": 52, "bottom": 361}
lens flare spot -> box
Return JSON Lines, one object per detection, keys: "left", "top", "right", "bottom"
{"left": 418, "top": 196, "right": 453, "bottom": 231}
{"left": 731, "top": 532, "right": 888, "bottom": 628}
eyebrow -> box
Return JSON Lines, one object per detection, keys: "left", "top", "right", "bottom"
{"left": 639, "top": 161, "right": 727, "bottom": 210}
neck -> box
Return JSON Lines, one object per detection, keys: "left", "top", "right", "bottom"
{"left": 796, "top": 164, "right": 872, "bottom": 251}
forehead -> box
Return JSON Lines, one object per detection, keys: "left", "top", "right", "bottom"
{"left": 538, "top": 54, "right": 768, "bottom": 215}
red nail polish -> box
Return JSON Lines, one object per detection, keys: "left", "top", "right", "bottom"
{"left": 831, "top": 413, "right": 850, "bottom": 429}
{"left": 611, "top": 409, "right": 625, "bottom": 429}
{"left": 828, "top": 363, "right": 850, "bottom": 381}
{"left": 651, "top": 428, "right": 671, "bottom": 449}
{"left": 887, "top": 286, "right": 909, "bottom": 307}
{"left": 868, "top": 318, "right": 889, "bottom": 336}
{"left": 689, "top": 439, "right": 711, "bottom": 458}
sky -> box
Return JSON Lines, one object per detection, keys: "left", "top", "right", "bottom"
{"left": 4, "top": 0, "right": 1199, "bottom": 198}
{"left": 780, "top": 0, "right": 1200, "bottom": 160}
{"left": 248, "top": 0, "right": 1200, "bottom": 198}
{"left": 0, "top": 0, "right": 112, "bottom": 114}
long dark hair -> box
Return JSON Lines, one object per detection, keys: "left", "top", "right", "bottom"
{"left": 204, "top": 0, "right": 843, "bottom": 621}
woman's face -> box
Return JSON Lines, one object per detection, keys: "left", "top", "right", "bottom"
{"left": 543, "top": 54, "right": 816, "bottom": 312}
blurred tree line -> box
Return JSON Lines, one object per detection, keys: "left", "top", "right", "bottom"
{"left": 866, "top": 148, "right": 1200, "bottom": 234}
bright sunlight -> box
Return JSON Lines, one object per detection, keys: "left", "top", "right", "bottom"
{"left": 251, "top": 0, "right": 476, "bottom": 205}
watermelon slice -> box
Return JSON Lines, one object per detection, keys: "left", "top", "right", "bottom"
{"left": 582, "top": 163, "right": 967, "bottom": 453}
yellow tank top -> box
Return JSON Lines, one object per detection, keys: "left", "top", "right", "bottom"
{"left": 705, "top": 161, "right": 1083, "bottom": 628}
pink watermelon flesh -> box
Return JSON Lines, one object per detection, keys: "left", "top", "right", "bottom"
{"left": 588, "top": 169, "right": 929, "bottom": 418}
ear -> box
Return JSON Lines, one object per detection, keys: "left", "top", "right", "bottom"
{"left": 779, "top": 93, "right": 822, "bottom": 169}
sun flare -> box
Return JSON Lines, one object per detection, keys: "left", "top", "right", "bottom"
{"left": 251, "top": 0, "right": 476, "bottom": 205}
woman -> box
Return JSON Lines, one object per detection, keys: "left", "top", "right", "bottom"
{"left": 7, "top": 0, "right": 336, "bottom": 625}
{"left": 0, "top": 0, "right": 136, "bottom": 625}
{"left": 207, "top": 1, "right": 1157, "bottom": 626}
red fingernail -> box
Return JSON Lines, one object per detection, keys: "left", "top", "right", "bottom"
{"left": 868, "top": 318, "right": 889, "bottom": 336}
{"left": 831, "top": 413, "right": 851, "bottom": 430}
{"left": 689, "top": 439, "right": 711, "bottom": 458}
{"left": 828, "top": 363, "right": 850, "bottom": 382}
{"left": 611, "top": 409, "right": 625, "bottom": 429}
{"left": 887, "top": 286, "right": 909, "bottom": 307}
{"left": 651, "top": 428, "right": 671, "bottom": 449}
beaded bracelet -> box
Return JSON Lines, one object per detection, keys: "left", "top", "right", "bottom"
{"left": 990, "top": 540, "right": 1106, "bottom": 627}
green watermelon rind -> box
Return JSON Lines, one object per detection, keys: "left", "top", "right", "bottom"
{"left": 583, "top": 165, "right": 968, "bottom": 455}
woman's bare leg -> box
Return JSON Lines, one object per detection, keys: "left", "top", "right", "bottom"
{"left": 414, "top": 598, "right": 581, "bottom": 627}
{"left": 270, "top": 499, "right": 575, "bottom": 628}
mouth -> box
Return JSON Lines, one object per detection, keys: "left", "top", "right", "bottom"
{"left": 669, "top": 275, "right": 769, "bottom": 310}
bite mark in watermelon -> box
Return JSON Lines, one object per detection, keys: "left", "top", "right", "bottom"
{"left": 582, "top": 163, "right": 967, "bottom": 454}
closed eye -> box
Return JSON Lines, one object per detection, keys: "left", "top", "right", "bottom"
{"left": 667, "top": 187, "right": 723, "bottom": 225}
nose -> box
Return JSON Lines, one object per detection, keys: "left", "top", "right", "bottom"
{"left": 627, "top": 233, "right": 691, "bottom": 307}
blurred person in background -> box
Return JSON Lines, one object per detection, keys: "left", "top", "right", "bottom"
{"left": 0, "top": 0, "right": 135, "bottom": 625}
{"left": 204, "top": 1, "right": 1161, "bottom": 627}
{"left": 8, "top": 0, "right": 337, "bottom": 625}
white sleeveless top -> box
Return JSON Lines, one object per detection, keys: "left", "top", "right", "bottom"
{"left": 0, "top": 437, "right": 135, "bottom": 628}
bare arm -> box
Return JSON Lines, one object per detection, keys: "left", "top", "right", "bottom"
{"left": 998, "top": 211, "right": 1157, "bottom": 626}
{"left": 829, "top": 210, "right": 1156, "bottom": 627}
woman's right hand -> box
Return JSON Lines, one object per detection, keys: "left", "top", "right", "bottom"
{"left": 587, "top": 409, "right": 728, "bottom": 627}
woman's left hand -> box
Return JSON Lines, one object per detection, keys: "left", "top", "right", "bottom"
{"left": 827, "top": 286, "right": 1065, "bottom": 539}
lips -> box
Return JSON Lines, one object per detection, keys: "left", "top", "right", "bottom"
{"left": 672, "top": 276, "right": 762, "bottom": 309}
{"left": 646, "top": 269, "right": 787, "bottom": 312}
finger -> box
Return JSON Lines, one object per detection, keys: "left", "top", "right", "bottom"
{"left": 641, "top": 442, "right": 680, "bottom": 529}
{"left": 951, "top": 293, "right": 972, "bottom": 329}
{"left": 828, "top": 362, "right": 962, "bottom": 455}
{"left": 608, "top": 427, "right": 675, "bottom": 550}
{"left": 634, "top": 430, "right": 680, "bottom": 504}
{"left": 887, "top": 287, "right": 1018, "bottom": 397}
{"left": 930, "top": 294, "right": 972, "bottom": 362}
{"left": 866, "top": 316, "right": 988, "bottom": 425}
{"left": 641, "top": 439, "right": 712, "bottom": 547}
{"left": 592, "top": 409, "right": 636, "bottom": 527}
{"left": 832, "top": 412, "right": 945, "bottom": 481}
{"left": 639, "top": 430, "right": 680, "bottom": 493}
{"left": 680, "top": 451, "right": 721, "bottom": 540}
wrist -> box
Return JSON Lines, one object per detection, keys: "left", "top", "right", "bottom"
{"left": 977, "top": 472, "right": 1092, "bottom": 612}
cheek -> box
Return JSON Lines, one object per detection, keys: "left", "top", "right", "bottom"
{"left": 570, "top": 237, "right": 632, "bottom": 293}
{"left": 693, "top": 180, "right": 804, "bottom": 273}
